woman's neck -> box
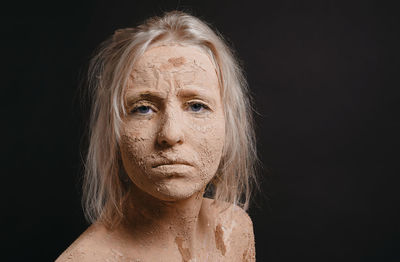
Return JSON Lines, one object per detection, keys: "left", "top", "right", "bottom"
{"left": 119, "top": 184, "right": 211, "bottom": 251}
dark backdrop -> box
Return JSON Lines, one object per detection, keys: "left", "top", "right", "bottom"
{"left": 3, "top": 0, "right": 399, "bottom": 261}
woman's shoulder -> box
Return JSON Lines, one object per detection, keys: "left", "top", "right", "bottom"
{"left": 202, "top": 197, "right": 253, "bottom": 230}
{"left": 202, "top": 198, "right": 256, "bottom": 261}
{"left": 55, "top": 223, "right": 116, "bottom": 262}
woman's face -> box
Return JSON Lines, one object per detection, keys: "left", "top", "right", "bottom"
{"left": 119, "top": 44, "right": 225, "bottom": 201}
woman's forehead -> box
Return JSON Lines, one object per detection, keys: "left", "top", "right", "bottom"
{"left": 133, "top": 44, "right": 216, "bottom": 73}
{"left": 128, "top": 44, "right": 219, "bottom": 91}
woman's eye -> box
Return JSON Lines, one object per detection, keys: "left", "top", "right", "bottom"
{"left": 188, "top": 103, "right": 208, "bottom": 112}
{"left": 132, "top": 105, "right": 154, "bottom": 115}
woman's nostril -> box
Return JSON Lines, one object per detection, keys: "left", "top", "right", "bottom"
{"left": 157, "top": 128, "right": 184, "bottom": 147}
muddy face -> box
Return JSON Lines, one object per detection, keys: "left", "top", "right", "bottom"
{"left": 119, "top": 44, "right": 225, "bottom": 201}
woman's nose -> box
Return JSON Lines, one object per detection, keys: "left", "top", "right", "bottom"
{"left": 156, "top": 110, "right": 184, "bottom": 147}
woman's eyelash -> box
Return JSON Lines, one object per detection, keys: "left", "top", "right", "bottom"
{"left": 187, "top": 101, "right": 210, "bottom": 112}
{"left": 130, "top": 103, "right": 156, "bottom": 115}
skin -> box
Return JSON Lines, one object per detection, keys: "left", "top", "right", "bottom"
{"left": 120, "top": 43, "right": 225, "bottom": 202}
{"left": 56, "top": 44, "right": 255, "bottom": 262}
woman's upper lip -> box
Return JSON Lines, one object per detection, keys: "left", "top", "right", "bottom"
{"left": 151, "top": 159, "right": 192, "bottom": 168}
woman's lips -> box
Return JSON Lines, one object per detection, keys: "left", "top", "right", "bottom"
{"left": 151, "top": 163, "right": 193, "bottom": 176}
{"left": 147, "top": 157, "right": 194, "bottom": 177}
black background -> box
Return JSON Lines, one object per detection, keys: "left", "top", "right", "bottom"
{"left": 3, "top": 0, "right": 400, "bottom": 261}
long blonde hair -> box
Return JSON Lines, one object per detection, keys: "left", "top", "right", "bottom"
{"left": 83, "top": 10, "right": 258, "bottom": 227}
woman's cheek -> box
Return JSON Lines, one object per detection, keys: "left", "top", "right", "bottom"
{"left": 195, "top": 124, "right": 225, "bottom": 181}
{"left": 119, "top": 122, "right": 154, "bottom": 170}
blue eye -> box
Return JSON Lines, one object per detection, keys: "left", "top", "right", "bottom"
{"left": 189, "top": 103, "right": 204, "bottom": 112}
{"left": 132, "top": 105, "right": 153, "bottom": 115}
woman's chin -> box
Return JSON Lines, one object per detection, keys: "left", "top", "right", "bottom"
{"left": 145, "top": 178, "right": 206, "bottom": 202}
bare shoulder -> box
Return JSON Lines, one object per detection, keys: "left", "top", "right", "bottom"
{"left": 203, "top": 198, "right": 253, "bottom": 234}
{"left": 55, "top": 223, "right": 115, "bottom": 262}
{"left": 203, "top": 198, "right": 256, "bottom": 261}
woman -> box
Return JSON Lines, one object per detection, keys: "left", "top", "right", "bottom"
{"left": 57, "top": 11, "right": 257, "bottom": 262}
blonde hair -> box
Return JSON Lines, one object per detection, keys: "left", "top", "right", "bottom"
{"left": 83, "top": 10, "right": 258, "bottom": 227}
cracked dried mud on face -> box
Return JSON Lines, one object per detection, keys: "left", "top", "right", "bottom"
{"left": 168, "top": 56, "right": 186, "bottom": 67}
{"left": 120, "top": 44, "right": 225, "bottom": 201}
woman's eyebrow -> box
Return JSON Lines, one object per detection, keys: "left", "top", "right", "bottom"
{"left": 176, "top": 88, "right": 216, "bottom": 105}
{"left": 125, "top": 91, "right": 167, "bottom": 106}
